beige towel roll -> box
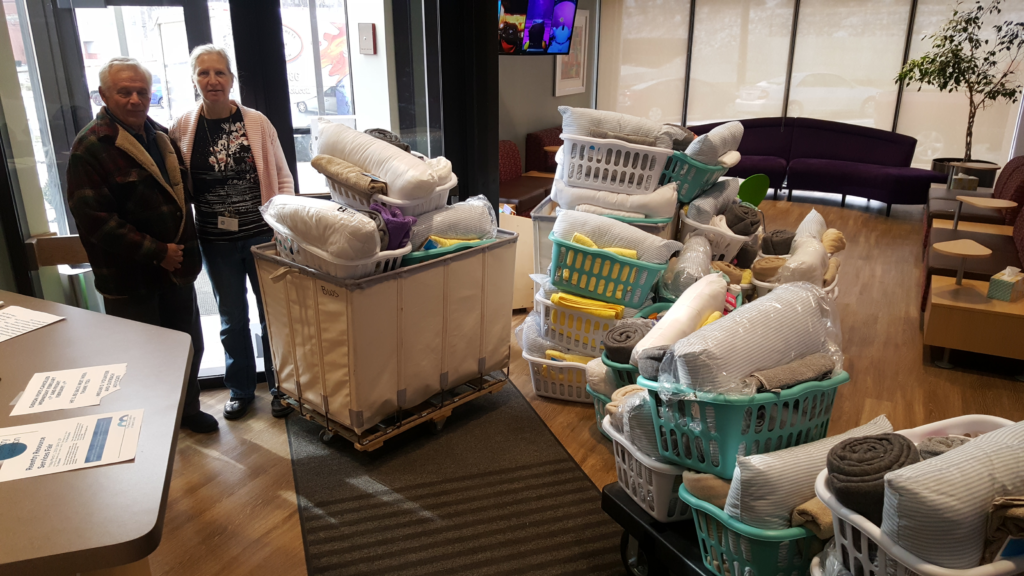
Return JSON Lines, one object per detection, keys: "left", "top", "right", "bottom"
{"left": 711, "top": 261, "right": 743, "bottom": 285}
{"left": 751, "top": 257, "right": 787, "bottom": 282}
{"left": 791, "top": 496, "right": 834, "bottom": 539}
{"left": 822, "top": 229, "right": 846, "bottom": 254}
{"left": 823, "top": 257, "right": 841, "bottom": 286}
{"left": 311, "top": 154, "right": 388, "bottom": 197}
{"left": 683, "top": 470, "right": 732, "bottom": 509}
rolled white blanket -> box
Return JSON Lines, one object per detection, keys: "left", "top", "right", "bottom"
{"left": 559, "top": 106, "right": 672, "bottom": 149}
{"left": 551, "top": 210, "right": 682, "bottom": 265}
{"left": 316, "top": 122, "right": 445, "bottom": 200}
{"left": 576, "top": 205, "right": 645, "bottom": 219}
{"left": 631, "top": 274, "right": 727, "bottom": 379}
{"left": 658, "top": 282, "right": 842, "bottom": 394}
{"left": 586, "top": 357, "right": 617, "bottom": 397}
{"left": 261, "top": 195, "right": 380, "bottom": 261}
{"left": 551, "top": 179, "right": 679, "bottom": 218}
{"left": 410, "top": 195, "right": 497, "bottom": 250}
{"left": 687, "top": 178, "right": 739, "bottom": 225}
{"left": 795, "top": 208, "right": 828, "bottom": 242}
{"left": 515, "top": 311, "right": 567, "bottom": 359}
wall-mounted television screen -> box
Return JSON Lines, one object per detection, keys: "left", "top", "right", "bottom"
{"left": 499, "top": 0, "right": 578, "bottom": 55}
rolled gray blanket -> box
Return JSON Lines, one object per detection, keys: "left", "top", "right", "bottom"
{"left": 359, "top": 208, "right": 390, "bottom": 253}
{"left": 364, "top": 128, "right": 411, "bottom": 152}
{"left": 604, "top": 319, "right": 654, "bottom": 364}
{"left": 637, "top": 345, "right": 670, "bottom": 380}
{"left": 917, "top": 435, "right": 972, "bottom": 460}
{"left": 741, "top": 352, "right": 835, "bottom": 393}
{"left": 761, "top": 229, "right": 795, "bottom": 255}
{"left": 734, "top": 242, "right": 758, "bottom": 269}
{"left": 827, "top": 434, "right": 921, "bottom": 526}
{"left": 725, "top": 204, "right": 760, "bottom": 236}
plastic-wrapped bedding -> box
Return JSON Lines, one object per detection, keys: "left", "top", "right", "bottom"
{"left": 409, "top": 195, "right": 497, "bottom": 250}
{"left": 776, "top": 236, "right": 829, "bottom": 285}
{"left": 550, "top": 178, "right": 679, "bottom": 217}
{"left": 795, "top": 208, "right": 828, "bottom": 241}
{"left": 559, "top": 106, "right": 673, "bottom": 149}
{"left": 261, "top": 195, "right": 381, "bottom": 260}
{"left": 621, "top": 392, "right": 667, "bottom": 461}
{"left": 659, "top": 235, "right": 713, "bottom": 299}
{"left": 657, "top": 282, "right": 842, "bottom": 395}
{"left": 551, "top": 210, "right": 683, "bottom": 265}
{"left": 587, "top": 357, "right": 617, "bottom": 397}
{"left": 515, "top": 311, "right": 568, "bottom": 359}
{"left": 632, "top": 274, "right": 727, "bottom": 379}
{"left": 316, "top": 121, "right": 449, "bottom": 200}
{"left": 686, "top": 178, "right": 740, "bottom": 225}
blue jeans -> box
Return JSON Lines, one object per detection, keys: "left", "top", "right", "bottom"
{"left": 199, "top": 236, "right": 277, "bottom": 401}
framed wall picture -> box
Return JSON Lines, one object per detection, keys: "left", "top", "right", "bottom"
{"left": 554, "top": 9, "right": 587, "bottom": 97}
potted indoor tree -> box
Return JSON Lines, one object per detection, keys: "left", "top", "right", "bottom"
{"left": 896, "top": 0, "right": 1024, "bottom": 186}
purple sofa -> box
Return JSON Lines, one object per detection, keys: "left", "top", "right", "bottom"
{"left": 690, "top": 117, "right": 946, "bottom": 216}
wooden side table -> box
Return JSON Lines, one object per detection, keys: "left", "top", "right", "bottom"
{"left": 946, "top": 161, "right": 1001, "bottom": 188}
{"left": 951, "top": 196, "right": 1017, "bottom": 229}
{"left": 931, "top": 239, "right": 992, "bottom": 285}
{"left": 924, "top": 276, "right": 1024, "bottom": 379}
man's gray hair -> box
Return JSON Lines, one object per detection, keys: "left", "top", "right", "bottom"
{"left": 98, "top": 57, "right": 152, "bottom": 90}
{"left": 189, "top": 44, "right": 235, "bottom": 80}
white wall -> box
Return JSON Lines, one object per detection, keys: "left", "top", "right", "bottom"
{"left": 346, "top": 0, "right": 399, "bottom": 133}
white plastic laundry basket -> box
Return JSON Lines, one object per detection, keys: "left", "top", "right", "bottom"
{"left": 602, "top": 416, "right": 691, "bottom": 523}
{"left": 535, "top": 294, "right": 617, "bottom": 356}
{"left": 814, "top": 414, "right": 1020, "bottom": 576}
{"left": 522, "top": 352, "right": 592, "bottom": 403}
{"left": 273, "top": 233, "right": 412, "bottom": 280}
{"left": 679, "top": 212, "right": 758, "bottom": 263}
{"left": 330, "top": 173, "right": 458, "bottom": 217}
{"left": 558, "top": 135, "right": 672, "bottom": 194}
{"left": 531, "top": 195, "right": 677, "bottom": 275}
{"left": 752, "top": 271, "right": 840, "bottom": 300}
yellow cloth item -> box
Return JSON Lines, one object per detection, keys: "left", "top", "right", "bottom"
{"left": 699, "top": 311, "right": 723, "bottom": 328}
{"left": 822, "top": 229, "right": 847, "bottom": 254}
{"left": 546, "top": 350, "right": 596, "bottom": 365}
{"left": 427, "top": 236, "right": 474, "bottom": 248}
{"left": 711, "top": 261, "right": 743, "bottom": 285}
{"left": 791, "top": 497, "right": 835, "bottom": 540}
{"left": 683, "top": 470, "right": 732, "bottom": 509}
{"left": 823, "top": 257, "right": 841, "bottom": 287}
{"left": 550, "top": 292, "right": 625, "bottom": 320}
{"left": 740, "top": 269, "right": 753, "bottom": 284}
{"left": 570, "top": 232, "right": 638, "bottom": 260}
{"left": 752, "top": 256, "right": 787, "bottom": 282}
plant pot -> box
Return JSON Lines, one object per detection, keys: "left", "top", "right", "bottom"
{"left": 931, "top": 157, "right": 999, "bottom": 188}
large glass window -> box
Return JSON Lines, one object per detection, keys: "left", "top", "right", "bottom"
{"left": 687, "top": 0, "right": 796, "bottom": 124}
{"left": 787, "top": 0, "right": 911, "bottom": 127}
{"left": 896, "top": 0, "right": 1024, "bottom": 167}
{"left": 596, "top": 0, "right": 691, "bottom": 124}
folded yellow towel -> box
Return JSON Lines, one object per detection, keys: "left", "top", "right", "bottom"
{"left": 683, "top": 470, "right": 732, "bottom": 509}
{"left": 700, "top": 311, "right": 723, "bottom": 328}
{"left": 550, "top": 292, "right": 625, "bottom": 320}
{"left": 711, "top": 261, "right": 743, "bottom": 285}
{"left": 427, "top": 236, "right": 474, "bottom": 248}
{"left": 570, "top": 232, "right": 638, "bottom": 260}
{"left": 740, "top": 269, "right": 753, "bottom": 284}
{"left": 822, "top": 229, "right": 846, "bottom": 254}
{"left": 546, "top": 350, "right": 596, "bottom": 365}
{"left": 823, "top": 257, "right": 841, "bottom": 286}
{"left": 791, "top": 497, "right": 834, "bottom": 540}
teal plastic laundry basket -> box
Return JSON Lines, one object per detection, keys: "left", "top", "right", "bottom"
{"left": 638, "top": 371, "right": 848, "bottom": 478}
{"left": 587, "top": 385, "right": 612, "bottom": 440}
{"left": 401, "top": 239, "right": 495, "bottom": 267}
{"left": 680, "top": 485, "right": 821, "bottom": 576}
{"left": 549, "top": 234, "right": 667, "bottom": 307}
{"left": 601, "top": 214, "right": 673, "bottom": 226}
{"left": 661, "top": 152, "right": 729, "bottom": 203}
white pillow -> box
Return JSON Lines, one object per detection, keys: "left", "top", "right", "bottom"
{"left": 261, "top": 195, "right": 380, "bottom": 261}
{"left": 881, "top": 420, "right": 1024, "bottom": 569}
{"left": 776, "top": 236, "right": 829, "bottom": 285}
{"left": 685, "top": 121, "right": 744, "bottom": 165}
{"left": 795, "top": 208, "right": 828, "bottom": 242}
{"left": 686, "top": 178, "right": 739, "bottom": 225}
{"left": 550, "top": 179, "right": 679, "bottom": 219}
{"left": 709, "top": 121, "right": 744, "bottom": 153}
{"left": 550, "top": 209, "right": 683, "bottom": 265}
{"left": 316, "top": 122, "right": 439, "bottom": 200}
{"left": 559, "top": 106, "right": 672, "bottom": 149}
{"left": 724, "top": 415, "right": 894, "bottom": 529}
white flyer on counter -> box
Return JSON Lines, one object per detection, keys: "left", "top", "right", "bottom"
{"left": 0, "top": 410, "right": 143, "bottom": 482}
{"left": 10, "top": 364, "right": 128, "bottom": 416}
{"left": 0, "top": 306, "right": 64, "bottom": 343}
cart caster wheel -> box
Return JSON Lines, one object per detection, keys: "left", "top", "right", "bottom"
{"left": 431, "top": 418, "right": 447, "bottom": 434}
{"left": 318, "top": 429, "right": 334, "bottom": 443}
{"left": 620, "top": 531, "right": 653, "bottom": 576}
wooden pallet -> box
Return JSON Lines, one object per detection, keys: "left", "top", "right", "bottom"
{"left": 282, "top": 370, "right": 509, "bottom": 451}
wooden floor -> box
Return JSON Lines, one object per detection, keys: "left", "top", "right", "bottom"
{"left": 150, "top": 194, "right": 1024, "bottom": 575}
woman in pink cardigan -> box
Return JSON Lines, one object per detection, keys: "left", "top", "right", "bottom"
{"left": 170, "top": 44, "right": 293, "bottom": 422}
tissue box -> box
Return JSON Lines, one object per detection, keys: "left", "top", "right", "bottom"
{"left": 987, "top": 269, "right": 1024, "bottom": 302}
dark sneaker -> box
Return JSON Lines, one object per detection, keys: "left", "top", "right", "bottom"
{"left": 181, "top": 410, "right": 219, "bottom": 433}
{"left": 271, "top": 396, "right": 294, "bottom": 418}
{"left": 223, "top": 397, "right": 254, "bottom": 420}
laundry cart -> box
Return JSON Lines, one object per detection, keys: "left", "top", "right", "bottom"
{"left": 252, "top": 230, "right": 518, "bottom": 451}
